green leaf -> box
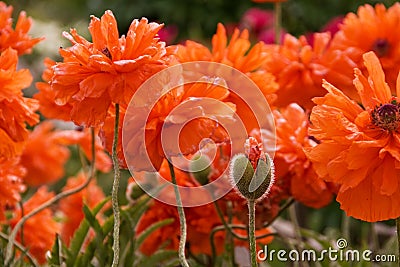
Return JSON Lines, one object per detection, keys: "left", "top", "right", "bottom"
{"left": 82, "top": 204, "right": 104, "bottom": 240}
{"left": 66, "top": 197, "right": 110, "bottom": 267}
{"left": 137, "top": 250, "right": 178, "bottom": 267}
{"left": 135, "top": 218, "right": 174, "bottom": 248}
{"left": 48, "top": 234, "right": 62, "bottom": 266}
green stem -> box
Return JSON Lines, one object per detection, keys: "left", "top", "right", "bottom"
{"left": 111, "top": 104, "right": 121, "bottom": 267}
{"left": 248, "top": 199, "right": 257, "bottom": 267}
{"left": 19, "top": 201, "right": 24, "bottom": 246}
{"left": 341, "top": 212, "right": 350, "bottom": 242}
{"left": 211, "top": 200, "right": 237, "bottom": 267}
{"left": 289, "top": 204, "right": 301, "bottom": 242}
{"left": 396, "top": 217, "right": 400, "bottom": 267}
{"left": 226, "top": 201, "right": 236, "bottom": 267}
{"left": 0, "top": 232, "right": 38, "bottom": 267}
{"left": 167, "top": 159, "right": 189, "bottom": 267}
{"left": 5, "top": 128, "right": 97, "bottom": 266}
{"left": 274, "top": 2, "right": 282, "bottom": 45}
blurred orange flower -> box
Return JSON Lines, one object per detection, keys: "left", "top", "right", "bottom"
{"left": 331, "top": 3, "right": 400, "bottom": 95}
{"left": 0, "top": 158, "right": 26, "bottom": 221}
{"left": 137, "top": 200, "right": 226, "bottom": 256}
{"left": 34, "top": 58, "right": 73, "bottom": 121}
{"left": 272, "top": 103, "right": 334, "bottom": 208}
{"left": 135, "top": 159, "right": 225, "bottom": 255}
{"left": 172, "top": 23, "right": 278, "bottom": 132}
{"left": 0, "top": 48, "right": 39, "bottom": 159}
{"left": 305, "top": 52, "right": 400, "bottom": 222}
{"left": 124, "top": 78, "right": 235, "bottom": 171}
{"left": 54, "top": 127, "right": 112, "bottom": 173}
{"left": 59, "top": 172, "right": 106, "bottom": 245}
{"left": 51, "top": 11, "right": 170, "bottom": 127}
{"left": 10, "top": 187, "right": 60, "bottom": 264}
{"left": 0, "top": 2, "right": 43, "bottom": 55}
{"left": 20, "top": 121, "right": 70, "bottom": 186}
{"left": 263, "top": 32, "right": 356, "bottom": 109}
{"left": 20, "top": 122, "right": 111, "bottom": 186}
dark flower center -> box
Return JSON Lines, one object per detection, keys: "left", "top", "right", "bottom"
{"left": 102, "top": 47, "right": 112, "bottom": 60}
{"left": 371, "top": 101, "right": 400, "bottom": 131}
{"left": 372, "top": 38, "right": 390, "bottom": 57}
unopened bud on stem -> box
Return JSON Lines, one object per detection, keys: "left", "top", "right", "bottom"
{"left": 229, "top": 137, "right": 274, "bottom": 201}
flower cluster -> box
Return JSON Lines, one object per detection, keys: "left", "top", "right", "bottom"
{"left": 1, "top": 1, "right": 400, "bottom": 265}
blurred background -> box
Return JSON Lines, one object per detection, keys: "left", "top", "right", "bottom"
{"left": 8, "top": 0, "right": 399, "bottom": 53}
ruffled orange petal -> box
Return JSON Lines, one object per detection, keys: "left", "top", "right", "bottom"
{"left": 337, "top": 171, "right": 400, "bottom": 222}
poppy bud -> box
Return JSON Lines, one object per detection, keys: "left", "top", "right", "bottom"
{"left": 189, "top": 154, "right": 211, "bottom": 185}
{"left": 126, "top": 182, "right": 153, "bottom": 203}
{"left": 230, "top": 137, "right": 274, "bottom": 201}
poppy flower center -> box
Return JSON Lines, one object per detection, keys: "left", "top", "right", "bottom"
{"left": 371, "top": 102, "right": 400, "bottom": 131}
{"left": 372, "top": 38, "right": 390, "bottom": 57}
{"left": 101, "top": 47, "right": 112, "bottom": 59}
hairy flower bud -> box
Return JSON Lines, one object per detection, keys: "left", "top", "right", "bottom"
{"left": 230, "top": 152, "right": 274, "bottom": 201}
{"left": 189, "top": 154, "right": 211, "bottom": 185}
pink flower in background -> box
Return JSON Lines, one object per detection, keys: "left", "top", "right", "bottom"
{"left": 307, "top": 16, "right": 344, "bottom": 46}
{"left": 240, "top": 7, "right": 286, "bottom": 44}
{"left": 258, "top": 27, "right": 286, "bottom": 44}
{"left": 158, "top": 24, "right": 178, "bottom": 44}
{"left": 321, "top": 15, "right": 344, "bottom": 35}
{"left": 241, "top": 8, "right": 274, "bottom": 35}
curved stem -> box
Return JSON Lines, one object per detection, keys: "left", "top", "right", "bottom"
{"left": 167, "top": 159, "right": 189, "bottom": 267}
{"left": 5, "top": 128, "right": 97, "bottom": 266}
{"left": 248, "top": 200, "right": 257, "bottom": 267}
{"left": 0, "top": 232, "right": 39, "bottom": 267}
{"left": 111, "top": 103, "right": 121, "bottom": 267}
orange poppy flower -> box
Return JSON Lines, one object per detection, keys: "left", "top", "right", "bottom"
{"left": 50, "top": 11, "right": 170, "bottom": 127}
{"left": 20, "top": 121, "right": 70, "bottom": 186}
{"left": 10, "top": 187, "right": 60, "bottom": 264}
{"left": 0, "top": 158, "right": 26, "bottom": 221}
{"left": 53, "top": 127, "right": 112, "bottom": 173}
{"left": 331, "top": 3, "right": 400, "bottom": 96}
{"left": 20, "top": 122, "right": 111, "bottom": 187}
{"left": 0, "top": 48, "right": 39, "bottom": 159}
{"left": 134, "top": 159, "right": 225, "bottom": 255}
{"left": 171, "top": 23, "right": 278, "bottom": 132}
{"left": 34, "top": 58, "right": 73, "bottom": 121}
{"left": 137, "top": 201, "right": 225, "bottom": 256}
{"left": 305, "top": 51, "right": 400, "bottom": 222}
{"left": 272, "top": 103, "right": 334, "bottom": 208}
{"left": 263, "top": 32, "right": 356, "bottom": 109}
{"left": 0, "top": 2, "right": 43, "bottom": 55}
{"left": 123, "top": 77, "right": 235, "bottom": 172}
{"left": 59, "top": 172, "right": 106, "bottom": 245}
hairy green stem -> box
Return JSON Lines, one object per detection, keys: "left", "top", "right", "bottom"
{"left": 248, "top": 200, "right": 257, "bottom": 267}
{"left": 167, "top": 159, "right": 189, "bottom": 267}
{"left": 5, "top": 128, "right": 97, "bottom": 266}
{"left": 111, "top": 104, "right": 121, "bottom": 267}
